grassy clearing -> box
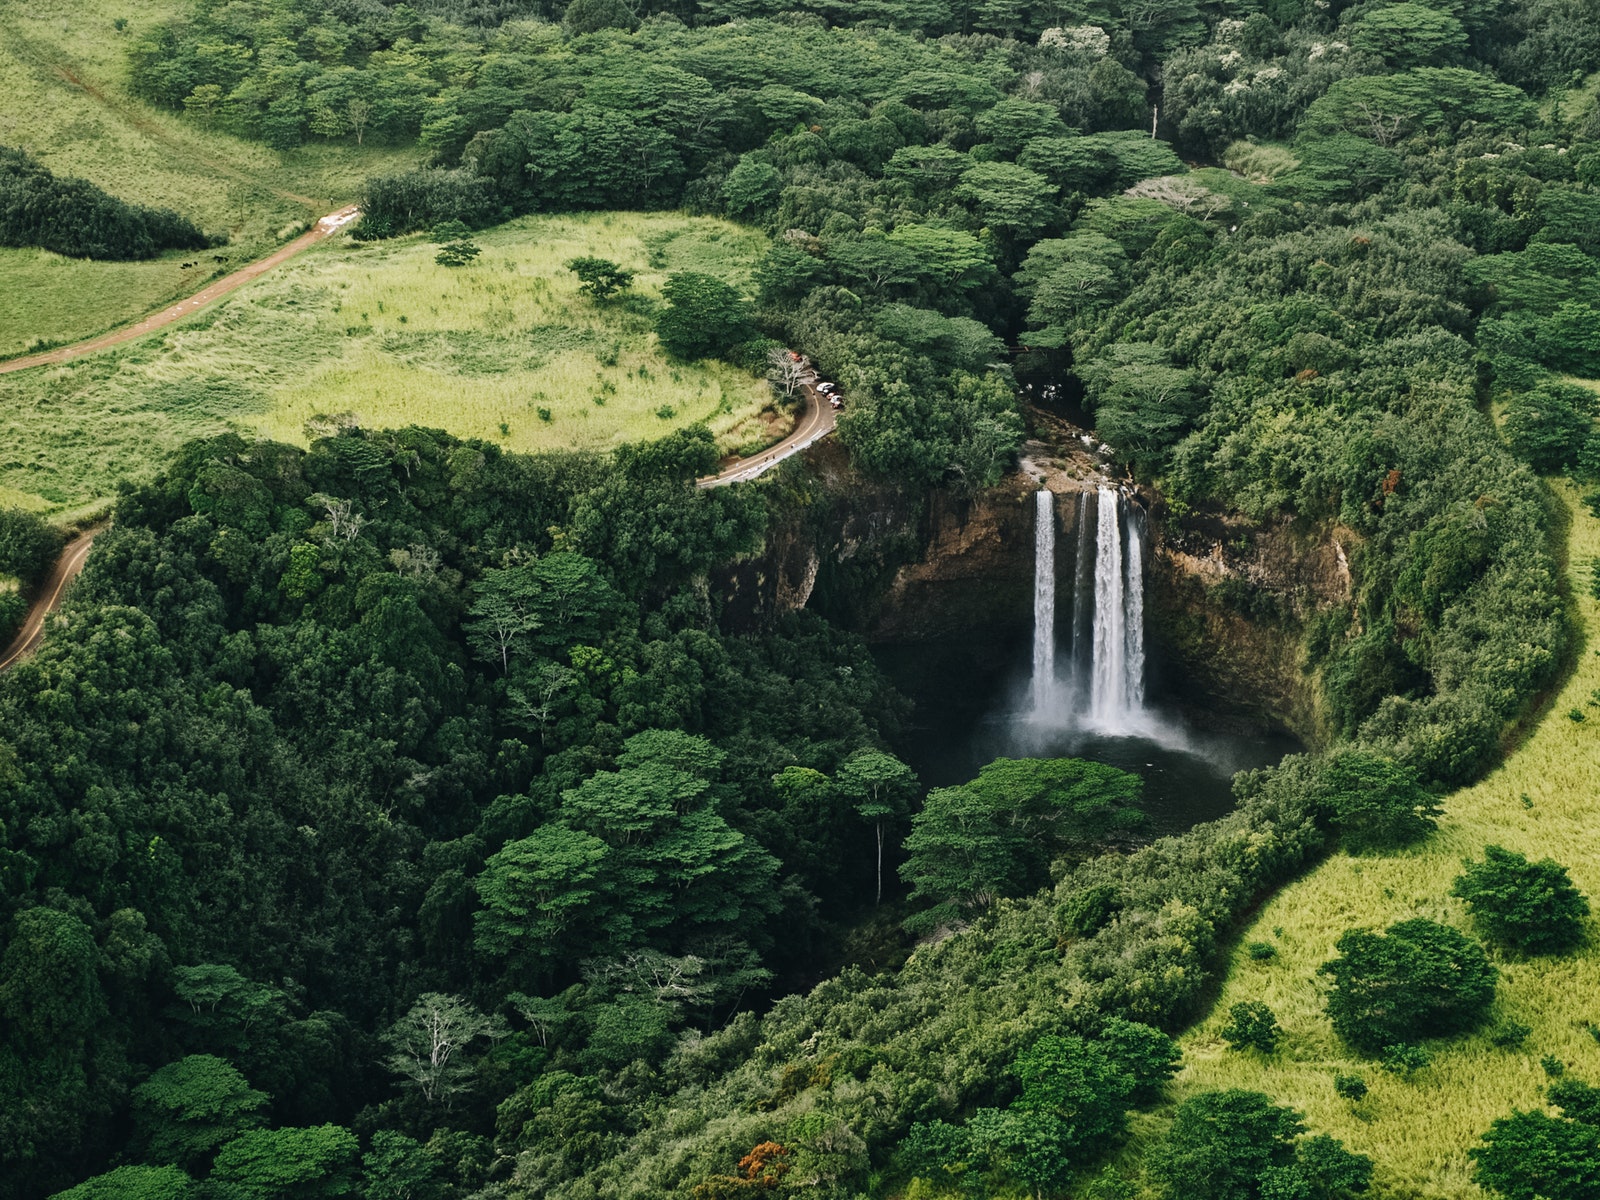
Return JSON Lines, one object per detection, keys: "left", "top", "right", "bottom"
{"left": 0, "top": 211, "right": 782, "bottom": 515}
{"left": 0, "top": 0, "right": 417, "bottom": 357}
{"left": 1151, "top": 476, "right": 1600, "bottom": 1199}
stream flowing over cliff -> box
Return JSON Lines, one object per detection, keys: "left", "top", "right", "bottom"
{"left": 716, "top": 415, "right": 1352, "bottom": 826}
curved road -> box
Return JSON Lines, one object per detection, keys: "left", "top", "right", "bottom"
{"left": 0, "top": 206, "right": 361, "bottom": 376}
{"left": 698, "top": 380, "right": 837, "bottom": 488}
{"left": 0, "top": 525, "right": 105, "bottom": 674}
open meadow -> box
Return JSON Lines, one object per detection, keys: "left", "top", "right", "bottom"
{"left": 0, "top": 211, "right": 781, "bottom": 516}
{"left": 0, "top": 0, "right": 417, "bottom": 358}
{"left": 1145, "top": 477, "right": 1600, "bottom": 1198}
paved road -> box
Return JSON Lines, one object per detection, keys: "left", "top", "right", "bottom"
{"left": 0, "top": 525, "right": 105, "bottom": 674}
{"left": 697, "top": 380, "right": 838, "bottom": 488}
{"left": 0, "top": 206, "right": 361, "bottom": 376}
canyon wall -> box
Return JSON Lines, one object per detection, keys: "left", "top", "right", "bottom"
{"left": 715, "top": 431, "right": 1353, "bottom": 744}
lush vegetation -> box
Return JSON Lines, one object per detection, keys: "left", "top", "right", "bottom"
{"left": 7, "top": 0, "right": 1600, "bottom": 1196}
{"left": 0, "top": 211, "right": 776, "bottom": 516}
{"left": 0, "top": 0, "right": 418, "bottom": 358}
{"left": 0, "top": 146, "right": 209, "bottom": 260}
{"left": 1173, "top": 484, "right": 1600, "bottom": 1196}
{"left": 0, "top": 508, "right": 66, "bottom": 646}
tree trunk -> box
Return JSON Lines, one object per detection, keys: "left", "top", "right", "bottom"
{"left": 875, "top": 820, "right": 883, "bottom": 907}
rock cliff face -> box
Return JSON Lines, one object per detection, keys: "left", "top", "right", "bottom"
{"left": 1144, "top": 504, "right": 1351, "bottom": 743}
{"left": 715, "top": 423, "right": 1353, "bottom": 744}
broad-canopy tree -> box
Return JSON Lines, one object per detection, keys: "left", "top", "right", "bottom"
{"left": 1472, "top": 1109, "right": 1600, "bottom": 1200}
{"left": 1451, "top": 845, "right": 1590, "bottom": 955}
{"left": 1148, "top": 1090, "right": 1372, "bottom": 1200}
{"left": 1319, "top": 919, "right": 1497, "bottom": 1054}
{"left": 901, "top": 757, "right": 1143, "bottom": 931}
{"left": 131, "top": 1055, "right": 268, "bottom": 1169}
{"left": 655, "top": 273, "right": 752, "bottom": 361}
{"left": 383, "top": 994, "right": 506, "bottom": 1109}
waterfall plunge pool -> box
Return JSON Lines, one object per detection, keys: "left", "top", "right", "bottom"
{"left": 873, "top": 488, "right": 1300, "bottom": 837}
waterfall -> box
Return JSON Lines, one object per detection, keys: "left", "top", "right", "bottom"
{"left": 1028, "top": 485, "right": 1148, "bottom": 731}
{"left": 1122, "top": 500, "right": 1146, "bottom": 713}
{"left": 1089, "top": 488, "right": 1126, "bottom": 724}
{"left": 1071, "top": 490, "right": 1093, "bottom": 681}
{"left": 1030, "top": 489, "right": 1057, "bottom": 717}
{"left": 1086, "top": 487, "right": 1146, "bottom": 730}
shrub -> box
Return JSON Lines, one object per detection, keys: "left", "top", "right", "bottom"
{"left": 1147, "top": 1090, "right": 1372, "bottom": 1200}
{"left": 1471, "top": 1109, "right": 1600, "bottom": 1200}
{"left": 0, "top": 579, "right": 25, "bottom": 649}
{"left": 1319, "top": 919, "right": 1497, "bottom": 1054}
{"left": 1503, "top": 383, "right": 1597, "bottom": 473}
{"left": 435, "top": 240, "right": 481, "bottom": 267}
{"left": 0, "top": 145, "right": 207, "bottom": 259}
{"left": 1452, "top": 845, "right": 1590, "bottom": 954}
{"left": 1333, "top": 1073, "right": 1368, "bottom": 1102}
{"left": 0, "top": 508, "right": 66, "bottom": 590}
{"left": 1548, "top": 1078, "right": 1600, "bottom": 1126}
{"left": 1380, "top": 1044, "right": 1432, "bottom": 1075}
{"left": 1492, "top": 1021, "right": 1533, "bottom": 1048}
{"left": 1058, "top": 884, "right": 1121, "bottom": 939}
{"left": 1247, "top": 940, "right": 1277, "bottom": 961}
{"left": 357, "top": 168, "right": 497, "bottom": 239}
{"left": 1221, "top": 1002, "right": 1281, "bottom": 1054}
{"left": 1310, "top": 750, "right": 1441, "bottom": 850}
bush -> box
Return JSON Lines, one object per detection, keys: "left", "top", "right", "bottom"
{"left": 0, "top": 508, "right": 65, "bottom": 590}
{"left": 1310, "top": 750, "right": 1441, "bottom": 851}
{"left": 0, "top": 580, "right": 24, "bottom": 649}
{"left": 1147, "top": 1090, "right": 1373, "bottom": 1200}
{"left": 0, "top": 145, "right": 208, "bottom": 260}
{"left": 435, "top": 240, "right": 481, "bottom": 268}
{"left": 356, "top": 168, "right": 498, "bottom": 239}
{"left": 1452, "top": 845, "right": 1590, "bottom": 954}
{"left": 1492, "top": 1021, "right": 1533, "bottom": 1048}
{"left": 1380, "top": 1043, "right": 1432, "bottom": 1075}
{"left": 1319, "top": 919, "right": 1497, "bottom": 1055}
{"left": 1503, "top": 383, "right": 1597, "bottom": 473}
{"left": 1333, "top": 1073, "right": 1368, "bottom": 1102}
{"left": 1222, "top": 1002, "right": 1281, "bottom": 1054}
{"left": 1247, "top": 940, "right": 1277, "bottom": 961}
{"left": 1472, "top": 1109, "right": 1600, "bottom": 1200}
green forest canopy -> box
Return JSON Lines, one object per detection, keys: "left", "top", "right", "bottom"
{"left": 5, "top": 0, "right": 1600, "bottom": 1196}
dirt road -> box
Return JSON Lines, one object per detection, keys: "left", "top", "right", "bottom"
{"left": 0, "top": 525, "right": 105, "bottom": 674}
{"left": 698, "top": 381, "right": 838, "bottom": 488}
{"left": 0, "top": 206, "right": 360, "bottom": 375}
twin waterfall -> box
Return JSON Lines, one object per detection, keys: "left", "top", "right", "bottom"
{"left": 1030, "top": 487, "right": 1147, "bottom": 730}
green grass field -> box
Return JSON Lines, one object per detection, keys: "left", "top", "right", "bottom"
{"left": 1143, "top": 478, "right": 1600, "bottom": 1198}
{"left": 0, "top": 0, "right": 418, "bottom": 358}
{"left": 0, "top": 211, "right": 781, "bottom": 517}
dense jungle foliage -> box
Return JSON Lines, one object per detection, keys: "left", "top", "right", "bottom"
{"left": 0, "top": 147, "right": 210, "bottom": 261}
{"left": 5, "top": 0, "right": 1600, "bottom": 1196}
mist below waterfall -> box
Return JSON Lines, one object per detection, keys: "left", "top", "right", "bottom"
{"left": 871, "top": 484, "right": 1299, "bottom": 833}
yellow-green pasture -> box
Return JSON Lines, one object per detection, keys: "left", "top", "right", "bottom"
{"left": 0, "top": 211, "right": 781, "bottom": 515}
{"left": 0, "top": 0, "right": 418, "bottom": 357}
{"left": 1164, "top": 479, "right": 1600, "bottom": 1199}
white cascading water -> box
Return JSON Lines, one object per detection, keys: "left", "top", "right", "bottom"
{"left": 1030, "top": 489, "right": 1058, "bottom": 717}
{"left": 1088, "top": 487, "right": 1126, "bottom": 724}
{"left": 1029, "top": 485, "right": 1148, "bottom": 730}
{"left": 1070, "top": 490, "right": 1092, "bottom": 679}
{"left": 1121, "top": 498, "right": 1147, "bottom": 714}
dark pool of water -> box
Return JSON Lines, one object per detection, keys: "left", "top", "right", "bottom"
{"left": 874, "top": 639, "right": 1301, "bottom": 838}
